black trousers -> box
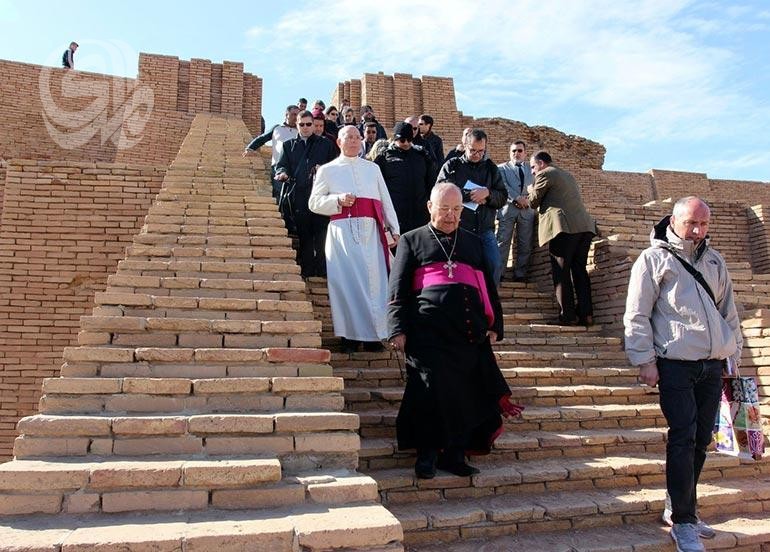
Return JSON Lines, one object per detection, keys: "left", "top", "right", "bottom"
{"left": 547, "top": 231, "right": 593, "bottom": 321}
{"left": 295, "top": 210, "right": 328, "bottom": 278}
{"left": 657, "top": 358, "right": 723, "bottom": 524}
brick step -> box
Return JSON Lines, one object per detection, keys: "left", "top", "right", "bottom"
{"left": 344, "top": 383, "right": 657, "bottom": 412}
{"left": 495, "top": 349, "right": 629, "bottom": 368}
{"left": 333, "top": 366, "right": 640, "bottom": 392}
{"left": 134, "top": 233, "right": 293, "bottom": 247}
{"left": 124, "top": 243, "right": 296, "bottom": 261}
{"left": 358, "top": 425, "right": 671, "bottom": 470}
{"left": 38, "top": 375, "right": 345, "bottom": 414}
{"left": 500, "top": 322, "right": 606, "bottom": 335}
{"left": 408, "top": 512, "right": 770, "bottom": 552}
{"left": 78, "top": 316, "right": 321, "bottom": 349}
{"left": 372, "top": 452, "right": 763, "bottom": 504}
{"left": 0, "top": 459, "right": 380, "bottom": 515}
{"left": 97, "top": 286, "right": 307, "bottom": 303}
{"left": 321, "top": 334, "right": 619, "bottom": 355}
{"left": 60, "top": 346, "right": 331, "bottom": 378}
{"left": 354, "top": 403, "right": 665, "bottom": 445}
{"left": 391, "top": 475, "right": 770, "bottom": 547}
{"left": 495, "top": 335, "right": 621, "bottom": 348}
{"left": 92, "top": 293, "right": 313, "bottom": 322}
{"left": 18, "top": 409, "right": 357, "bottom": 438}
{"left": 501, "top": 296, "right": 557, "bottom": 306}
{"left": 106, "top": 274, "right": 307, "bottom": 294}
{"left": 116, "top": 259, "right": 301, "bottom": 280}
{"left": 502, "top": 366, "right": 638, "bottom": 386}
{"left": 141, "top": 215, "right": 283, "bottom": 228}
{"left": 15, "top": 412, "right": 360, "bottom": 463}
{"left": 0, "top": 502, "right": 403, "bottom": 552}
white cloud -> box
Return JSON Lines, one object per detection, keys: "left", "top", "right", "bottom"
{"left": 244, "top": 0, "right": 770, "bottom": 177}
{"left": 245, "top": 26, "right": 264, "bottom": 39}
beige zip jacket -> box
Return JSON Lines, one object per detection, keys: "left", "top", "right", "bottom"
{"left": 624, "top": 216, "right": 742, "bottom": 368}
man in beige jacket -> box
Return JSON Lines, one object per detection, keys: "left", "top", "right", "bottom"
{"left": 623, "top": 196, "right": 741, "bottom": 552}
{"left": 527, "top": 151, "right": 597, "bottom": 325}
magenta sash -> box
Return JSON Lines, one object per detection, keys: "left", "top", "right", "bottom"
{"left": 412, "top": 261, "right": 494, "bottom": 327}
{"left": 330, "top": 196, "right": 390, "bottom": 271}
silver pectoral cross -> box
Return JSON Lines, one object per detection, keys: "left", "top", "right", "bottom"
{"left": 444, "top": 260, "right": 457, "bottom": 278}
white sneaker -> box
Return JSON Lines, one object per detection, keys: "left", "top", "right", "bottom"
{"left": 663, "top": 493, "right": 715, "bottom": 539}
{"left": 671, "top": 523, "right": 705, "bottom": 552}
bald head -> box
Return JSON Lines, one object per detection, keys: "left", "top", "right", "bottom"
{"left": 670, "top": 196, "right": 711, "bottom": 246}
{"left": 428, "top": 183, "right": 463, "bottom": 233}
{"left": 337, "top": 125, "right": 362, "bottom": 157}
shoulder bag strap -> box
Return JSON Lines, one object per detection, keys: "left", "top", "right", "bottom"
{"left": 668, "top": 249, "right": 716, "bottom": 306}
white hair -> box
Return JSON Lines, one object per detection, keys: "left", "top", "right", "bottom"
{"left": 430, "top": 182, "right": 462, "bottom": 203}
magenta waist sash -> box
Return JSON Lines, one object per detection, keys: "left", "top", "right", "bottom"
{"left": 330, "top": 196, "right": 390, "bottom": 271}
{"left": 412, "top": 261, "right": 494, "bottom": 327}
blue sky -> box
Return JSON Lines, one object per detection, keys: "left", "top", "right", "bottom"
{"left": 2, "top": 0, "right": 769, "bottom": 181}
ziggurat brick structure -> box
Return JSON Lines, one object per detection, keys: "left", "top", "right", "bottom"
{"left": 0, "top": 53, "right": 770, "bottom": 550}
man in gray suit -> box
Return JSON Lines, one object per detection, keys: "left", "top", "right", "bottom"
{"left": 496, "top": 140, "right": 535, "bottom": 282}
{"left": 528, "top": 151, "right": 598, "bottom": 326}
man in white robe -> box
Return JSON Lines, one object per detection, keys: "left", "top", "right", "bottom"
{"left": 309, "top": 126, "right": 400, "bottom": 353}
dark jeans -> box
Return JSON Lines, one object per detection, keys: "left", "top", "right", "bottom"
{"left": 657, "top": 357, "right": 723, "bottom": 524}
{"left": 548, "top": 231, "right": 593, "bottom": 321}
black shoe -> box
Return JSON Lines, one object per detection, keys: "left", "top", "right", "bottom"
{"left": 415, "top": 449, "right": 437, "bottom": 479}
{"left": 556, "top": 315, "right": 578, "bottom": 326}
{"left": 437, "top": 448, "right": 480, "bottom": 477}
{"left": 578, "top": 315, "right": 594, "bottom": 327}
{"left": 512, "top": 276, "right": 528, "bottom": 283}
{"left": 362, "top": 341, "right": 384, "bottom": 352}
{"left": 340, "top": 338, "right": 360, "bottom": 354}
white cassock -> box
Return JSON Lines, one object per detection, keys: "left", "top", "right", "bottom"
{"left": 309, "top": 155, "right": 400, "bottom": 341}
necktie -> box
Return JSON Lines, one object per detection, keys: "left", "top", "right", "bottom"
{"left": 516, "top": 163, "right": 525, "bottom": 194}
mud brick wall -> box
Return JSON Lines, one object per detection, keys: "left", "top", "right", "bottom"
{"left": 332, "top": 73, "right": 606, "bottom": 170}
{"left": 0, "top": 60, "right": 134, "bottom": 163}
{"left": 576, "top": 169, "right": 655, "bottom": 207}
{"left": 0, "top": 55, "right": 263, "bottom": 169}
{"left": 710, "top": 179, "right": 770, "bottom": 207}
{"left": 748, "top": 205, "right": 770, "bottom": 273}
{"left": 0, "top": 160, "right": 163, "bottom": 458}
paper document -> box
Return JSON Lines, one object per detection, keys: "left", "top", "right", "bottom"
{"left": 462, "top": 181, "right": 484, "bottom": 211}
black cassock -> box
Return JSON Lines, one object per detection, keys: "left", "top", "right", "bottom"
{"left": 388, "top": 224, "right": 511, "bottom": 454}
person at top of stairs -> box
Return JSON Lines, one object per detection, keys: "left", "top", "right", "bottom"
{"left": 387, "top": 183, "right": 523, "bottom": 480}
{"left": 624, "top": 196, "right": 742, "bottom": 552}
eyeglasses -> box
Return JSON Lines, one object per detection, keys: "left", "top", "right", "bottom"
{"left": 468, "top": 147, "right": 485, "bottom": 155}
{"left": 512, "top": 148, "right": 524, "bottom": 153}
{"left": 298, "top": 122, "right": 313, "bottom": 127}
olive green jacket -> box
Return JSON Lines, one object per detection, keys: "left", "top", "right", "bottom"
{"left": 527, "top": 165, "right": 597, "bottom": 246}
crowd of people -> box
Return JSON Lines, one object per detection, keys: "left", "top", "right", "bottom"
{"left": 245, "top": 101, "right": 742, "bottom": 552}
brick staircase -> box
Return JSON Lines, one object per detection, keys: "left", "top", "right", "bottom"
{"left": 0, "top": 114, "right": 403, "bottom": 551}
{"left": 308, "top": 268, "right": 770, "bottom": 550}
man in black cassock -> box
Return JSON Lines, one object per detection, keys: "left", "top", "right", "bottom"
{"left": 388, "top": 183, "right": 523, "bottom": 479}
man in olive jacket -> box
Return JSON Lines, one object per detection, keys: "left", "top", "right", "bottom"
{"left": 527, "top": 150, "right": 597, "bottom": 325}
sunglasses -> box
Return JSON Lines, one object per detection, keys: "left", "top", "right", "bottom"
{"left": 512, "top": 148, "right": 524, "bottom": 153}
{"left": 298, "top": 122, "right": 313, "bottom": 127}
{"left": 397, "top": 137, "right": 412, "bottom": 143}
